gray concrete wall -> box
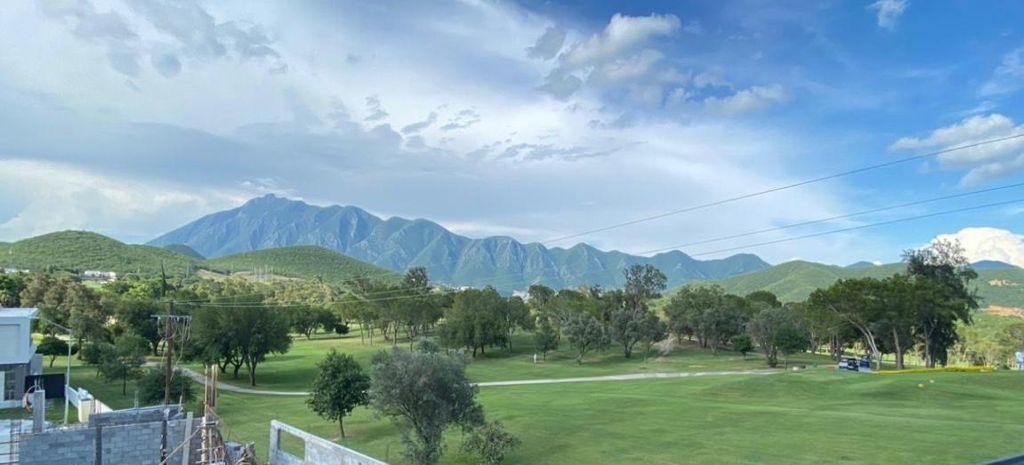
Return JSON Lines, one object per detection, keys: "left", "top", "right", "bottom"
{"left": 19, "top": 427, "right": 96, "bottom": 465}
{"left": 19, "top": 410, "right": 199, "bottom": 465}
{"left": 269, "top": 420, "right": 387, "bottom": 465}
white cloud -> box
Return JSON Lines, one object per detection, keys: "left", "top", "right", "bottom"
{"left": 979, "top": 47, "right": 1024, "bottom": 97}
{"left": 933, "top": 227, "right": 1024, "bottom": 268}
{"left": 704, "top": 85, "right": 789, "bottom": 115}
{"left": 562, "top": 13, "right": 680, "bottom": 69}
{"left": 0, "top": 159, "right": 248, "bottom": 242}
{"left": 525, "top": 26, "right": 565, "bottom": 60}
{"left": 889, "top": 113, "right": 1024, "bottom": 185}
{"left": 867, "top": 0, "right": 909, "bottom": 31}
{"left": 538, "top": 13, "right": 681, "bottom": 101}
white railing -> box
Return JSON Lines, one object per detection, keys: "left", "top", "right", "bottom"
{"left": 64, "top": 385, "right": 111, "bottom": 423}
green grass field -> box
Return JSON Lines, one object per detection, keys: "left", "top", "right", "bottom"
{"left": 57, "top": 363, "right": 1024, "bottom": 465}
{"left": 197, "top": 329, "right": 831, "bottom": 391}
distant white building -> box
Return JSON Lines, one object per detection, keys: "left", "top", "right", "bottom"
{"left": 0, "top": 308, "right": 42, "bottom": 408}
{"left": 80, "top": 270, "right": 117, "bottom": 283}
{"left": 1, "top": 268, "right": 28, "bottom": 274}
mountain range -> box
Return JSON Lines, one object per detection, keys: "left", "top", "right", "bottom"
{"left": 147, "top": 194, "right": 770, "bottom": 292}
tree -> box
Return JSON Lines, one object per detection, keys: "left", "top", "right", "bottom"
{"left": 370, "top": 349, "right": 484, "bottom": 465}
{"left": 138, "top": 367, "right": 196, "bottom": 404}
{"left": 747, "top": 307, "right": 795, "bottom": 368}
{"left": 98, "top": 334, "right": 149, "bottom": 395}
{"left": 36, "top": 335, "right": 72, "bottom": 367}
{"left": 622, "top": 264, "right": 667, "bottom": 313}
{"left": 0, "top": 271, "right": 26, "bottom": 307}
{"left": 608, "top": 307, "right": 666, "bottom": 359}
{"left": 808, "top": 278, "right": 887, "bottom": 370}
{"left": 440, "top": 288, "right": 506, "bottom": 356}
{"left": 189, "top": 303, "right": 292, "bottom": 386}
{"left": 903, "top": 240, "right": 978, "bottom": 368}
{"left": 730, "top": 334, "right": 753, "bottom": 359}
{"left": 563, "top": 313, "right": 610, "bottom": 365}
{"left": 533, "top": 318, "right": 559, "bottom": 360}
{"left": 111, "top": 297, "right": 162, "bottom": 355}
{"left": 460, "top": 421, "right": 521, "bottom": 465}
{"left": 775, "top": 324, "right": 809, "bottom": 368}
{"left": 236, "top": 306, "right": 293, "bottom": 386}
{"left": 307, "top": 350, "right": 370, "bottom": 438}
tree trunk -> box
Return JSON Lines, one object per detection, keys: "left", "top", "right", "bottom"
{"left": 339, "top": 417, "right": 346, "bottom": 439}
{"left": 248, "top": 362, "right": 258, "bottom": 386}
{"left": 892, "top": 328, "right": 904, "bottom": 370}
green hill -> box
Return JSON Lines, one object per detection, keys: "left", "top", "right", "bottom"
{"left": 162, "top": 244, "right": 205, "bottom": 260}
{"left": 0, "top": 231, "right": 400, "bottom": 289}
{"left": 0, "top": 230, "right": 197, "bottom": 275}
{"left": 674, "top": 260, "right": 1024, "bottom": 309}
{"left": 205, "top": 245, "right": 401, "bottom": 287}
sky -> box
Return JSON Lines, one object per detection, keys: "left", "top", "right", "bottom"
{"left": 1, "top": 0, "right": 1023, "bottom": 266}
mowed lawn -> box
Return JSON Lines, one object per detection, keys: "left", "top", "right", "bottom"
{"left": 60, "top": 363, "right": 1024, "bottom": 465}
{"left": 202, "top": 329, "right": 832, "bottom": 391}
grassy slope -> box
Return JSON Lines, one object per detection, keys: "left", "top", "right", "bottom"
{"left": 0, "top": 231, "right": 400, "bottom": 287}
{"left": 675, "top": 260, "right": 1024, "bottom": 308}
{"left": 59, "top": 362, "right": 1024, "bottom": 465}
{"left": 205, "top": 245, "right": 401, "bottom": 287}
{"left": 0, "top": 230, "right": 198, "bottom": 275}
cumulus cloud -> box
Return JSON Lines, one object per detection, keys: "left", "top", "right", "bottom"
{"left": 561, "top": 13, "right": 680, "bottom": 69}
{"left": 526, "top": 26, "right": 566, "bottom": 60}
{"left": 704, "top": 85, "right": 789, "bottom": 115}
{"left": 867, "top": 0, "right": 909, "bottom": 31}
{"left": 979, "top": 47, "right": 1024, "bottom": 97}
{"left": 890, "top": 113, "right": 1024, "bottom": 185}
{"left": 933, "top": 227, "right": 1024, "bottom": 268}
{"left": 539, "top": 13, "right": 681, "bottom": 101}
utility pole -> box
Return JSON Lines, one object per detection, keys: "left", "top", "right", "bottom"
{"left": 164, "top": 300, "right": 174, "bottom": 405}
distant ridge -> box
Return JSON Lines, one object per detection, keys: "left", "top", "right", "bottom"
{"left": 680, "top": 259, "right": 1024, "bottom": 309}
{"left": 148, "top": 194, "right": 772, "bottom": 292}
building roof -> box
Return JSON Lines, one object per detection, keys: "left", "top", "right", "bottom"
{"left": 0, "top": 308, "right": 39, "bottom": 319}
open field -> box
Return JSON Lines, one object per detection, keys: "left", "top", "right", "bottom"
{"left": 56, "top": 363, "right": 1024, "bottom": 465}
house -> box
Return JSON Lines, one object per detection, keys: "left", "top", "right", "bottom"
{"left": 80, "top": 270, "right": 117, "bottom": 283}
{"left": 0, "top": 308, "right": 42, "bottom": 408}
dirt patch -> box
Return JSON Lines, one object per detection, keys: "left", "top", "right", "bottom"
{"left": 985, "top": 305, "right": 1024, "bottom": 318}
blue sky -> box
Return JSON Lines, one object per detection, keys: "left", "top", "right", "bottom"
{"left": 0, "top": 0, "right": 1023, "bottom": 266}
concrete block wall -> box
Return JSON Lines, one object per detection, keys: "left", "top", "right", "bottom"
{"left": 100, "top": 422, "right": 163, "bottom": 465}
{"left": 19, "top": 410, "right": 200, "bottom": 465}
{"left": 19, "top": 428, "right": 96, "bottom": 465}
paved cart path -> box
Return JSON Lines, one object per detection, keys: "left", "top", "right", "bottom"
{"left": 166, "top": 366, "right": 782, "bottom": 396}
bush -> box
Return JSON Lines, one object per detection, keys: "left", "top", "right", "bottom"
{"left": 138, "top": 367, "right": 197, "bottom": 404}
{"left": 460, "top": 421, "right": 521, "bottom": 465}
{"left": 333, "top": 322, "right": 350, "bottom": 335}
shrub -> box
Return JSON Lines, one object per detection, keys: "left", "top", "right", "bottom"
{"left": 460, "top": 421, "right": 521, "bottom": 465}
{"left": 138, "top": 367, "right": 197, "bottom": 404}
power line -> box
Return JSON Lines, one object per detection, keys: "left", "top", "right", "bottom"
{"left": 682, "top": 197, "right": 1024, "bottom": 258}
{"left": 542, "top": 132, "right": 1024, "bottom": 245}
{"left": 636, "top": 181, "right": 1024, "bottom": 255}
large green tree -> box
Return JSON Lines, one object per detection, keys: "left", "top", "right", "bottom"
{"left": 370, "top": 349, "right": 484, "bottom": 465}
{"left": 307, "top": 350, "right": 370, "bottom": 438}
